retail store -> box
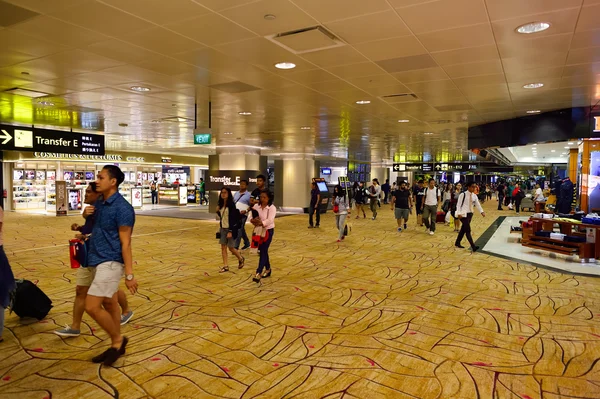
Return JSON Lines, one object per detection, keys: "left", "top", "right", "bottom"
{"left": 3, "top": 151, "right": 208, "bottom": 213}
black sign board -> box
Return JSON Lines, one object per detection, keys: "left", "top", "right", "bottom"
{"left": 205, "top": 170, "right": 261, "bottom": 191}
{"left": 435, "top": 163, "right": 479, "bottom": 171}
{"left": 402, "top": 163, "right": 434, "bottom": 172}
{"left": 0, "top": 124, "right": 104, "bottom": 155}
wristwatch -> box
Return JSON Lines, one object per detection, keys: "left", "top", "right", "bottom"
{"left": 126, "top": 274, "right": 134, "bottom": 281}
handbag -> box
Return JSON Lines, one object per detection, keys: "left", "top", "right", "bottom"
{"left": 333, "top": 204, "right": 339, "bottom": 213}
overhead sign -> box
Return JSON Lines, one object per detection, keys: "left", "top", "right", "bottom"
{"left": 392, "top": 163, "right": 405, "bottom": 172}
{"left": 194, "top": 133, "right": 212, "bottom": 145}
{"left": 205, "top": 170, "right": 260, "bottom": 191}
{"left": 403, "top": 163, "right": 434, "bottom": 172}
{"left": 435, "top": 163, "right": 478, "bottom": 171}
{"left": 0, "top": 124, "right": 105, "bottom": 155}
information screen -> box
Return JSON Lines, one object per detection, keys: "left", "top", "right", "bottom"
{"left": 317, "top": 182, "right": 328, "bottom": 192}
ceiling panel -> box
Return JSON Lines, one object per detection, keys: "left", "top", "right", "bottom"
{"left": 10, "top": 15, "right": 109, "bottom": 47}
{"left": 353, "top": 36, "right": 427, "bottom": 61}
{"left": 300, "top": 46, "right": 368, "bottom": 68}
{"left": 124, "top": 27, "right": 205, "bottom": 55}
{"left": 485, "top": 0, "right": 583, "bottom": 21}
{"left": 418, "top": 23, "right": 495, "bottom": 52}
{"left": 99, "top": 0, "right": 210, "bottom": 25}
{"left": 396, "top": 0, "right": 488, "bottom": 34}
{"left": 292, "top": 0, "right": 391, "bottom": 23}
{"left": 491, "top": 8, "right": 580, "bottom": 42}
{"left": 325, "top": 11, "right": 410, "bottom": 44}
{"left": 443, "top": 60, "right": 504, "bottom": 79}
{"left": 165, "top": 12, "right": 256, "bottom": 46}
{"left": 392, "top": 67, "right": 450, "bottom": 83}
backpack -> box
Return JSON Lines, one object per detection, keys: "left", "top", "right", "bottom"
{"left": 10, "top": 279, "right": 53, "bottom": 320}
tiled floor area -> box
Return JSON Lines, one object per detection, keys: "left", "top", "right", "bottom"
{"left": 2, "top": 202, "right": 600, "bottom": 398}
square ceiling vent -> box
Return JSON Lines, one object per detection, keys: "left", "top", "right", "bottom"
{"left": 266, "top": 26, "right": 345, "bottom": 54}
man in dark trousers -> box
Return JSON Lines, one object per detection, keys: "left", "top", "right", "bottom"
{"left": 496, "top": 181, "right": 505, "bottom": 211}
{"left": 381, "top": 179, "right": 391, "bottom": 204}
{"left": 308, "top": 181, "right": 321, "bottom": 228}
{"left": 85, "top": 165, "right": 138, "bottom": 366}
{"left": 455, "top": 181, "right": 486, "bottom": 252}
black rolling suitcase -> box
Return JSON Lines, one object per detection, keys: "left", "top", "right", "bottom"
{"left": 10, "top": 279, "right": 52, "bottom": 320}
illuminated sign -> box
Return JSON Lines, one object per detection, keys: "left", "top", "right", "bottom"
{"left": 34, "top": 152, "right": 122, "bottom": 161}
{"left": 194, "top": 133, "right": 211, "bottom": 145}
{"left": 0, "top": 124, "right": 105, "bottom": 155}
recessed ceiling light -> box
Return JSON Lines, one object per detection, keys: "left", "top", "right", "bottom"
{"left": 38, "top": 101, "right": 54, "bottom": 106}
{"left": 568, "top": 142, "right": 575, "bottom": 145}
{"left": 356, "top": 100, "right": 371, "bottom": 105}
{"left": 275, "top": 62, "right": 296, "bottom": 70}
{"left": 441, "top": 140, "right": 449, "bottom": 143}
{"left": 224, "top": 132, "right": 233, "bottom": 135}
{"left": 239, "top": 111, "right": 252, "bottom": 115}
{"left": 130, "top": 86, "right": 150, "bottom": 92}
{"left": 424, "top": 132, "right": 434, "bottom": 135}
{"left": 532, "top": 144, "right": 537, "bottom": 146}
{"left": 516, "top": 22, "right": 551, "bottom": 34}
{"left": 551, "top": 150, "right": 556, "bottom": 152}
{"left": 264, "top": 14, "right": 276, "bottom": 20}
{"left": 301, "top": 126, "right": 311, "bottom": 130}
{"left": 398, "top": 119, "right": 410, "bottom": 123}
{"left": 564, "top": 146, "right": 571, "bottom": 149}
{"left": 523, "top": 83, "right": 544, "bottom": 89}
{"left": 527, "top": 110, "right": 541, "bottom": 114}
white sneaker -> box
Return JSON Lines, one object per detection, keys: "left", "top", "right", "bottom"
{"left": 429, "top": 231, "right": 434, "bottom": 235}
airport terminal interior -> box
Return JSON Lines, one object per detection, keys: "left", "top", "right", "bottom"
{"left": 1, "top": 0, "right": 600, "bottom": 398}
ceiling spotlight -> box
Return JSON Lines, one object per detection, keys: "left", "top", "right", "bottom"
{"left": 516, "top": 22, "right": 550, "bottom": 34}
{"left": 264, "top": 14, "right": 276, "bottom": 20}
{"left": 424, "top": 132, "right": 434, "bottom": 135}
{"left": 130, "top": 86, "right": 150, "bottom": 92}
{"left": 301, "top": 126, "right": 311, "bottom": 130}
{"left": 275, "top": 62, "right": 296, "bottom": 70}
{"left": 564, "top": 146, "right": 571, "bottom": 149}
{"left": 238, "top": 111, "right": 252, "bottom": 115}
{"left": 398, "top": 119, "right": 410, "bottom": 123}
{"left": 523, "top": 83, "right": 544, "bottom": 89}
{"left": 532, "top": 144, "right": 537, "bottom": 146}
{"left": 527, "top": 110, "right": 541, "bottom": 114}
{"left": 568, "top": 142, "right": 575, "bottom": 145}
{"left": 441, "top": 140, "right": 449, "bottom": 143}
{"left": 356, "top": 100, "right": 371, "bottom": 105}
{"left": 118, "top": 123, "right": 128, "bottom": 127}
{"left": 224, "top": 132, "right": 233, "bottom": 135}
{"left": 551, "top": 150, "right": 556, "bottom": 152}
{"left": 38, "top": 101, "right": 54, "bottom": 106}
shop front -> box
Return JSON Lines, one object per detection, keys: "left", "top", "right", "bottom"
{"left": 2, "top": 151, "right": 208, "bottom": 213}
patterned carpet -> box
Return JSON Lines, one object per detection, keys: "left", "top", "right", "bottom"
{"left": 1, "top": 201, "right": 600, "bottom": 399}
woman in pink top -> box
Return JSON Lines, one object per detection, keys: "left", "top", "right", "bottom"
{"left": 250, "top": 190, "right": 276, "bottom": 283}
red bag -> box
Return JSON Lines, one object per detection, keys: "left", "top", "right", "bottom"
{"left": 69, "top": 239, "right": 81, "bottom": 269}
{"left": 436, "top": 211, "right": 445, "bottom": 223}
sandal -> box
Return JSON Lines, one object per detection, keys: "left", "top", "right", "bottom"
{"left": 219, "top": 266, "right": 229, "bottom": 273}
{"left": 252, "top": 273, "right": 261, "bottom": 283}
{"left": 238, "top": 257, "right": 245, "bottom": 269}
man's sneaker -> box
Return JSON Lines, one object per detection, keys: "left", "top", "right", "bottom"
{"left": 55, "top": 325, "right": 80, "bottom": 338}
{"left": 397, "top": 227, "right": 402, "bottom": 232}
{"left": 429, "top": 231, "right": 434, "bottom": 235}
{"left": 120, "top": 311, "right": 134, "bottom": 325}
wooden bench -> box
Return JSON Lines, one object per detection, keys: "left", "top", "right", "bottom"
{"left": 523, "top": 236, "right": 594, "bottom": 258}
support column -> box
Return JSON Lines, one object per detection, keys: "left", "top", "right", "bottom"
{"left": 371, "top": 166, "right": 389, "bottom": 185}
{"left": 568, "top": 148, "right": 578, "bottom": 182}
{"left": 274, "top": 158, "right": 319, "bottom": 211}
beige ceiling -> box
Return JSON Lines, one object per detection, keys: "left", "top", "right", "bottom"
{"left": 0, "top": 0, "right": 598, "bottom": 163}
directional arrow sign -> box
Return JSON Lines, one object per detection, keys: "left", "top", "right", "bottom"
{"left": 435, "top": 164, "right": 441, "bottom": 170}
{"left": 0, "top": 129, "right": 12, "bottom": 145}
{"left": 392, "top": 163, "right": 404, "bottom": 172}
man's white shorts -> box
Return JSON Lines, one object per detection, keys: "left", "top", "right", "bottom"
{"left": 87, "top": 261, "right": 123, "bottom": 298}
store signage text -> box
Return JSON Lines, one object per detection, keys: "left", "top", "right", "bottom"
{"left": 34, "top": 152, "right": 122, "bottom": 161}
{"left": 126, "top": 156, "right": 145, "bottom": 162}
{"left": 0, "top": 124, "right": 105, "bottom": 155}
{"left": 162, "top": 157, "right": 172, "bottom": 163}
{"left": 194, "top": 133, "right": 212, "bottom": 145}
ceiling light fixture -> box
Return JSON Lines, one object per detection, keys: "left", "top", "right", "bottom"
{"left": 527, "top": 110, "right": 541, "bottom": 114}
{"left": 564, "top": 146, "right": 570, "bottom": 149}
{"left": 238, "top": 111, "right": 252, "bottom": 115}
{"left": 441, "top": 140, "right": 449, "bottom": 143}
{"left": 21, "top": 71, "right": 30, "bottom": 75}
{"left": 516, "top": 22, "right": 551, "bottom": 34}
{"left": 301, "top": 126, "right": 311, "bottom": 130}
{"left": 551, "top": 150, "right": 556, "bottom": 152}
{"left": 532, "top": 144, "right": 537, "bottom": 146}
{"left": 130, "top": 86, "right": 150, "bottom": 92}
{"left": 424, "top": 132, "right": 434, "bottom": 135}
{"left": 38, "top": 101, "right": 54, "bottom": 106}
{"left": 264, "top": 14, "right": 276, "bottom": 20}
{"left": 568, "top": 142, "right": 575, "bottom": 145}
{"left": 274, "top": 62, "right": 296, "bottom": 70}
{"left": 224, "top": 132, "right": 233, "bottom": 135}
{"left": 356, "top": 100, "right": 371, "bottom": 105}
{"left": 523, "top": 83, "right": 544, "bottom": 89}
{"left": 398, "top": 119, "right": 410, "bottom": 123}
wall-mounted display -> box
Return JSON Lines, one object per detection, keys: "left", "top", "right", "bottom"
{"left": 68, "top": 189, "right": 82, "bottom": 211}
{"left": 64, "top": 172, "right": 73, "bottom": 180}
{"left": 25, "top": 170, "right": 35, "bottom": 180}
{"left": 74, "top": 171, "right": 85, "bottom": 180}
{"left": 13, "top": 170, "right": 24, "bottom": 180}
{"left": 36, "top": 171, "right": 46, "bottom": 180}
{"left": 47, "top": 171, "right": 56, "bottom": 181}
{"left": 85, "top": 171, "right": 95, "bottom": 180}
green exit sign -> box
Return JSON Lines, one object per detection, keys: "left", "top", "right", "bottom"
{"left": 194, "top": 133, "right": 211, "bottom": 145}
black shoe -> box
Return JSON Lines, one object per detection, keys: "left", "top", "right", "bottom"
{"left": 103, "top": 347, "right": 121, "bottom": 366}
{"left": 241, "top": 244, "right": 250, "bottom": 250}
{"left": 252, "top": 273, "right": 261, "bottom": 283}
{"left": 91, "top": 337, "right": 128, "bottom": 363}
{"left": 308, "top": 226, "right": 314, "bottom": 229}
{"left": 472, "top": 246, "right": 480, "bottom": 252}
{"left": 455, "top": 244, "right": 465, "bottom": 249}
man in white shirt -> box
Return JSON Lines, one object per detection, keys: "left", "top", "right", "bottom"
{"left": 368, "top": 179, "right": 382, "bottom": 220}
{"left": 455, "top": 181, "right": 486, "bottom": 252}
{"left": 421, "top": 179, "right": 441, "bottom": 235}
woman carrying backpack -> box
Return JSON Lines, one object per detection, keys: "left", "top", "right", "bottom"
{"left": 332, "top": 185, "right": 351, "bottom": 242}
{"left": 353, "top": 182, "right": 367, "bottom": 219}
{"left": 216, "top": 187, "right": 244, "bottom": 273}
{"left": 0, "top": 206, "right": 15, "bottom": 343}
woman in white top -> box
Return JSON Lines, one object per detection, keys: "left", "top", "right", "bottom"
{"left": 534, "top": 184, "right": 545, "bottom": 202}
{"left": 443, "top": 183, "right": 453, "bottom": 202}
{"left": 251, "top": 190, "right": 276, "bottom": 283}
{"left": 332, "top": 185, "right": 351, "bottom": 242}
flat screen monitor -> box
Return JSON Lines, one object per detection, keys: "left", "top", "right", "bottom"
{"left": 85, "top": 172, "right": 95, "bottom": 180}
{"left": 316, "top": 182, "right": 328, "bottom": 192}
{"left": 25, "top": 170, "right": 35, "bottom": 180}
{"left": 321, "top": 168, "right": 331, "bottom": 175}
{"left": 13, "top": 170, "right": 24, "bottom": 180}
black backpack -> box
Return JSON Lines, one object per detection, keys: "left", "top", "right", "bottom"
{"left": 10, "top": 279, "right": 52, "bottom": 320}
